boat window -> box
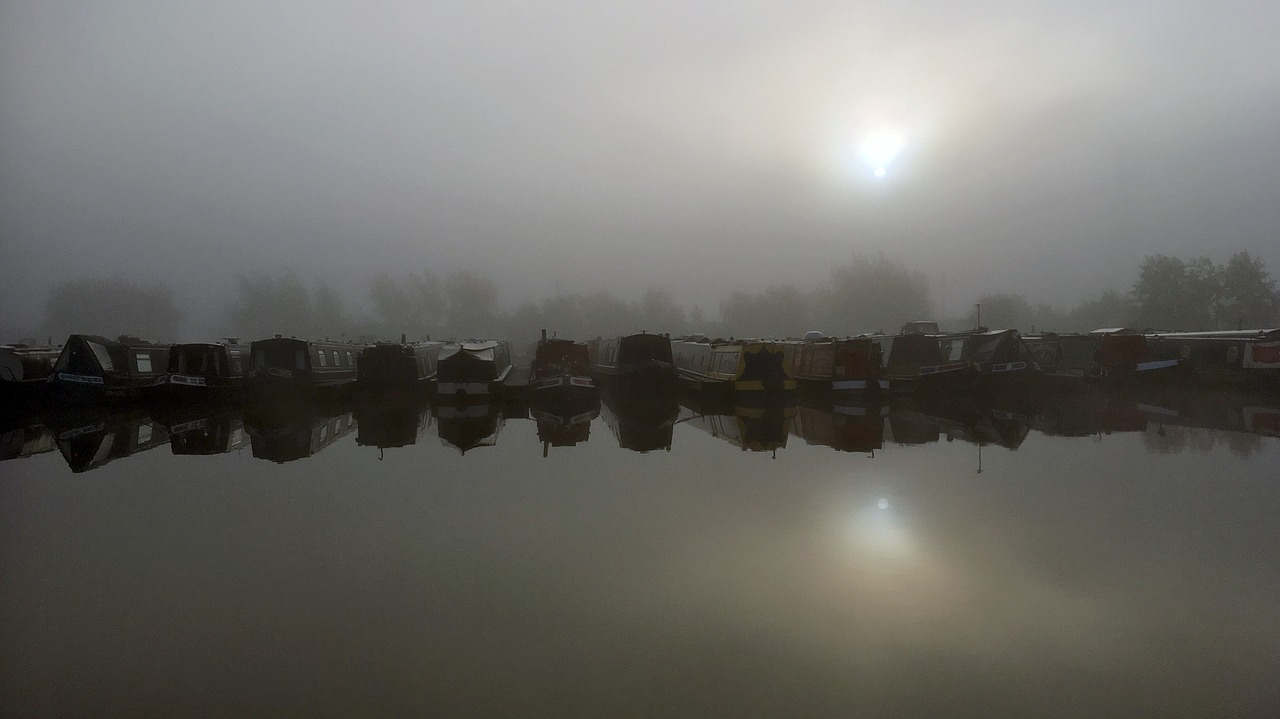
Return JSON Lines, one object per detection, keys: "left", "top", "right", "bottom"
{"left": 346, "top": 351, "right": 353, "bottom": 366}
{"left": 230, "top": 356, "right": 243, "bottom": 374}
{"left": 317, "top": 350, "right": 327, "bottom": 367}
{"left": 137, "top": 423, "right": 152, "bottom": 445}
{"left": 135, "top": 352, "right": 152, "bottom": 373}
{"left": 88, "top": 342, "right": 114, "bottom": 371}
{"left": 333, "top": 350, "right": 340, "bottom": 366}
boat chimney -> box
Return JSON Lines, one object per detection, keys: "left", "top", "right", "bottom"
{"left": 541, "top": 329, "right": 547, "bottom": 341}
{"left": 401, "top": 333, "right": 406, "bottom": 344}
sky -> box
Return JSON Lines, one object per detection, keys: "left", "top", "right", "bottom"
{"left": 3, "top": 0, "right": 1279, "bottom": 336}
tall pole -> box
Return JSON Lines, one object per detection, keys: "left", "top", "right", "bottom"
{"left": 975, "top": 303, "right": 981, "bottom": 330}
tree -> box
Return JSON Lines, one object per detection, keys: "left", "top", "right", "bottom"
{"left": 719, "top": 285, "right": 809, "bottom": 338}
{"left": 444, "top": 270, "right": 499, "bottom": 339}
{"left": 369, "top": 270, "right": 444, "bottom": 340}
{"left": 811, "top": 254, "right": 932, "bottom": 334}
{"left": 1130, "top": 255, "right": 1217, "bottom": 330}
{"left": 1066, "top": 290, "right": 1135, "bottom": 331}
{"left": 971, "top": 293, "right": 1034, "bottom": 331}
{"left": 1215, "top": 251, "right": 1277, "bottom": 328}
{"left": 44, "top": 278, "right": 182, "bottom": 341}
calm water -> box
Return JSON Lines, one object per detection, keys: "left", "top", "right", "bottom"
{"left": 2, "top": 389, "right": 1278, "bottom": 717}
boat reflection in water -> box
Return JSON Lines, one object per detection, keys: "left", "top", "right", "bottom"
{"left": 354, "top": 399, "right": 432, "bottom": 451}
{"left": 158, "top": 408, "right": 249, "bottom": 456}
{"left": 790, "top": 398, "right": 886, "bottom": 453}
{"left": 0, "top": 421, "right": 57, "bottom": 463}
{"left": 245, "top": 403, "right": 356, "bottom": 463}
{"left": 434, "top": 401, "right": 504, "bottom": 454}
{"left": 532, "top": 402, "right": 599, "bottom": 456}
{"left": 44, "top": 407, "right": 170, "bottom": 473}
{"left": 599, "top": 386, "right": 679, "bottom": 453}
{"left": 677, "top": 392, "right": 795, "bottom": 454}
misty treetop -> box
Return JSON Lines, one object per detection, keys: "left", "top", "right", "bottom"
{"left": 44, "top": 278, "right": 182, "bottom": 343}
{"left": 32, "top": 253, "right": 1277, "bottom": 345}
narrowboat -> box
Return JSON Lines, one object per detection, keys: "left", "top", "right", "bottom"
{"left": 433, "top": 401, "right": 504, "bottom": 453}
{"left": 588, "top": 332, "right": 677, "bottom": 392}
{"left": 146, "top": 340, "right": 251, "bottom": 403}
{"left": 1, "top": 342, "right": 60, "bottom": 404}
{"left": 935, "top": 329, "right": 1039, "bottom": 393}
{"left": 245, "top": 406, "right": 356, "bottom": 463}
{"left": 48, "top": 335, "right": 171, "bottom": 403}
{"left": 1145, "top": 329, "right": 1280, "bottom": 390}
{"left": 871, "top": 333, "right": 974, "bottom": 395}
{"left": 246, "top": 336, "right": 365, "bottom": 402}
{"left": 599, "top": 385, "right": 678, "bottom": 453}
{"left": 669, "top": 336, "right": 795, "bottom": 398}
{"left": 356, "top": 340, "right": 444, "bottom": 398}
{"left": 1026, "top": 331, "right": 1182, "bottom": 388}
{"left": 530, "top": 332, "right": 599, "bottom": 409}
{"left": 435, "top": 340, "right": 513, "bottom": 401}
{"left": 789, "top": 335, "right": 885, "bottom": 396}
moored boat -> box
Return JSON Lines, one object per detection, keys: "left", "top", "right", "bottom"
{"left": 588, "top": 332, "right": 676, "bottom": 392}
{"left": 246, "top": 336, "right": 365, "bottom": 402}
{"left": 48, "top": 335, "right": 170, "bottom": 403}
{"left": 1, "top": 342, "right": 61, "bottom": 404}
{"left": 871, "top": 333, "right": 975, "bottom": 395}
{"left": 530, "top": 332, "right": 598, "bottom": 409}
{"left": 789, "top": 335, "right": 885, "bottom": 396}
{"left": 1145, "top": 329, "right": 1279, "bottom": 390}
{"left": 356, "top": 340, "right": 444, "bottom": 398}
{"left": 669, "top": 336, "right": 795, "bottom": 399}
{"left": 435, "top": 340, "right": 514, "bottom": 402}
{"left": 146, "top": 340, "right": 251, "bottom": 403}
{"left": 935, "top": 329, "right": 1039, "bottom": 394}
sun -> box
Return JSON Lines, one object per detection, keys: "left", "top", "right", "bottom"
{"left": 858, "top": 125, "right": 908, "bottom": 179}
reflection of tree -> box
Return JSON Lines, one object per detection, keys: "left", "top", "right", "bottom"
{"left": 45, "top": 278, "right": 182, "bottom": 341}
{"left": 1141, "top": 425, "right": 1262, "bottom": 458}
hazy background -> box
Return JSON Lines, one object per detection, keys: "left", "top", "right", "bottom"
{"left": 3, "top": 0, "right": 1279, "bottom": 340}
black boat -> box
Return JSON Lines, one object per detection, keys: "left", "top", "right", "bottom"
{"left": 935, "top": 329, "right": 1039, "bottom": 394}
{"left": 530, "top": 333, "right": 598, "bottom": 410}
{"left": 354, "top": 399, "right": 432, "bottom": 450}
{"left": 1, "top": 342, "right": 60, "bottom": 404}
{"left": 872, "top": 333, "right": 975, "bottom": 395}
{"left": 435, "top": 340, "right": 513, "bottom": 402}
{"left": 356, "top": 340, "right": 445, "bottom": 398}
{"left": 48, "top": 335, "right": 170, "bottom": 403}
{"left": 46, "top": 406, "right": 170, "bottom": 472}
{"left": 146, "top": 340, "right": 251, "bottom": 403}
{"left": 588, "top": 332, "right": 676, "bottom": 392}
{"left": 1145, "top": 329, "right": 1280, "bottom": 390}
{"left": 246, "top": 336, "right": 366, "bottom": 402}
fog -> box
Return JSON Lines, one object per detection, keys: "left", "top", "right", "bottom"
{"left": 3, "top": 1, "right": 1279, "bottom": 340}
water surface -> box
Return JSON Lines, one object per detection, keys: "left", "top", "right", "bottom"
{"left": 2, "top": 390, "right": 1278, "bottom": 717}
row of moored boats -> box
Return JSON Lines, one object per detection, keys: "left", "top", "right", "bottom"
{"left": 3, "top": 324, "right": 1278, "bottom": 408}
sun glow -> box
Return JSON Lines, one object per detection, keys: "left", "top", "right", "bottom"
{"left": 858, "top": 125, "right": 908, "bottom": 179}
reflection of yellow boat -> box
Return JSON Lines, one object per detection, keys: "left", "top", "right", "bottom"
{"left": 678, "top": 394, "right": 796, "bottom": 452}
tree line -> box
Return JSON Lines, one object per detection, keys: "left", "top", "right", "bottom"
{"left": 35, "top": 251, "right": 1279, "bottom": 345}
